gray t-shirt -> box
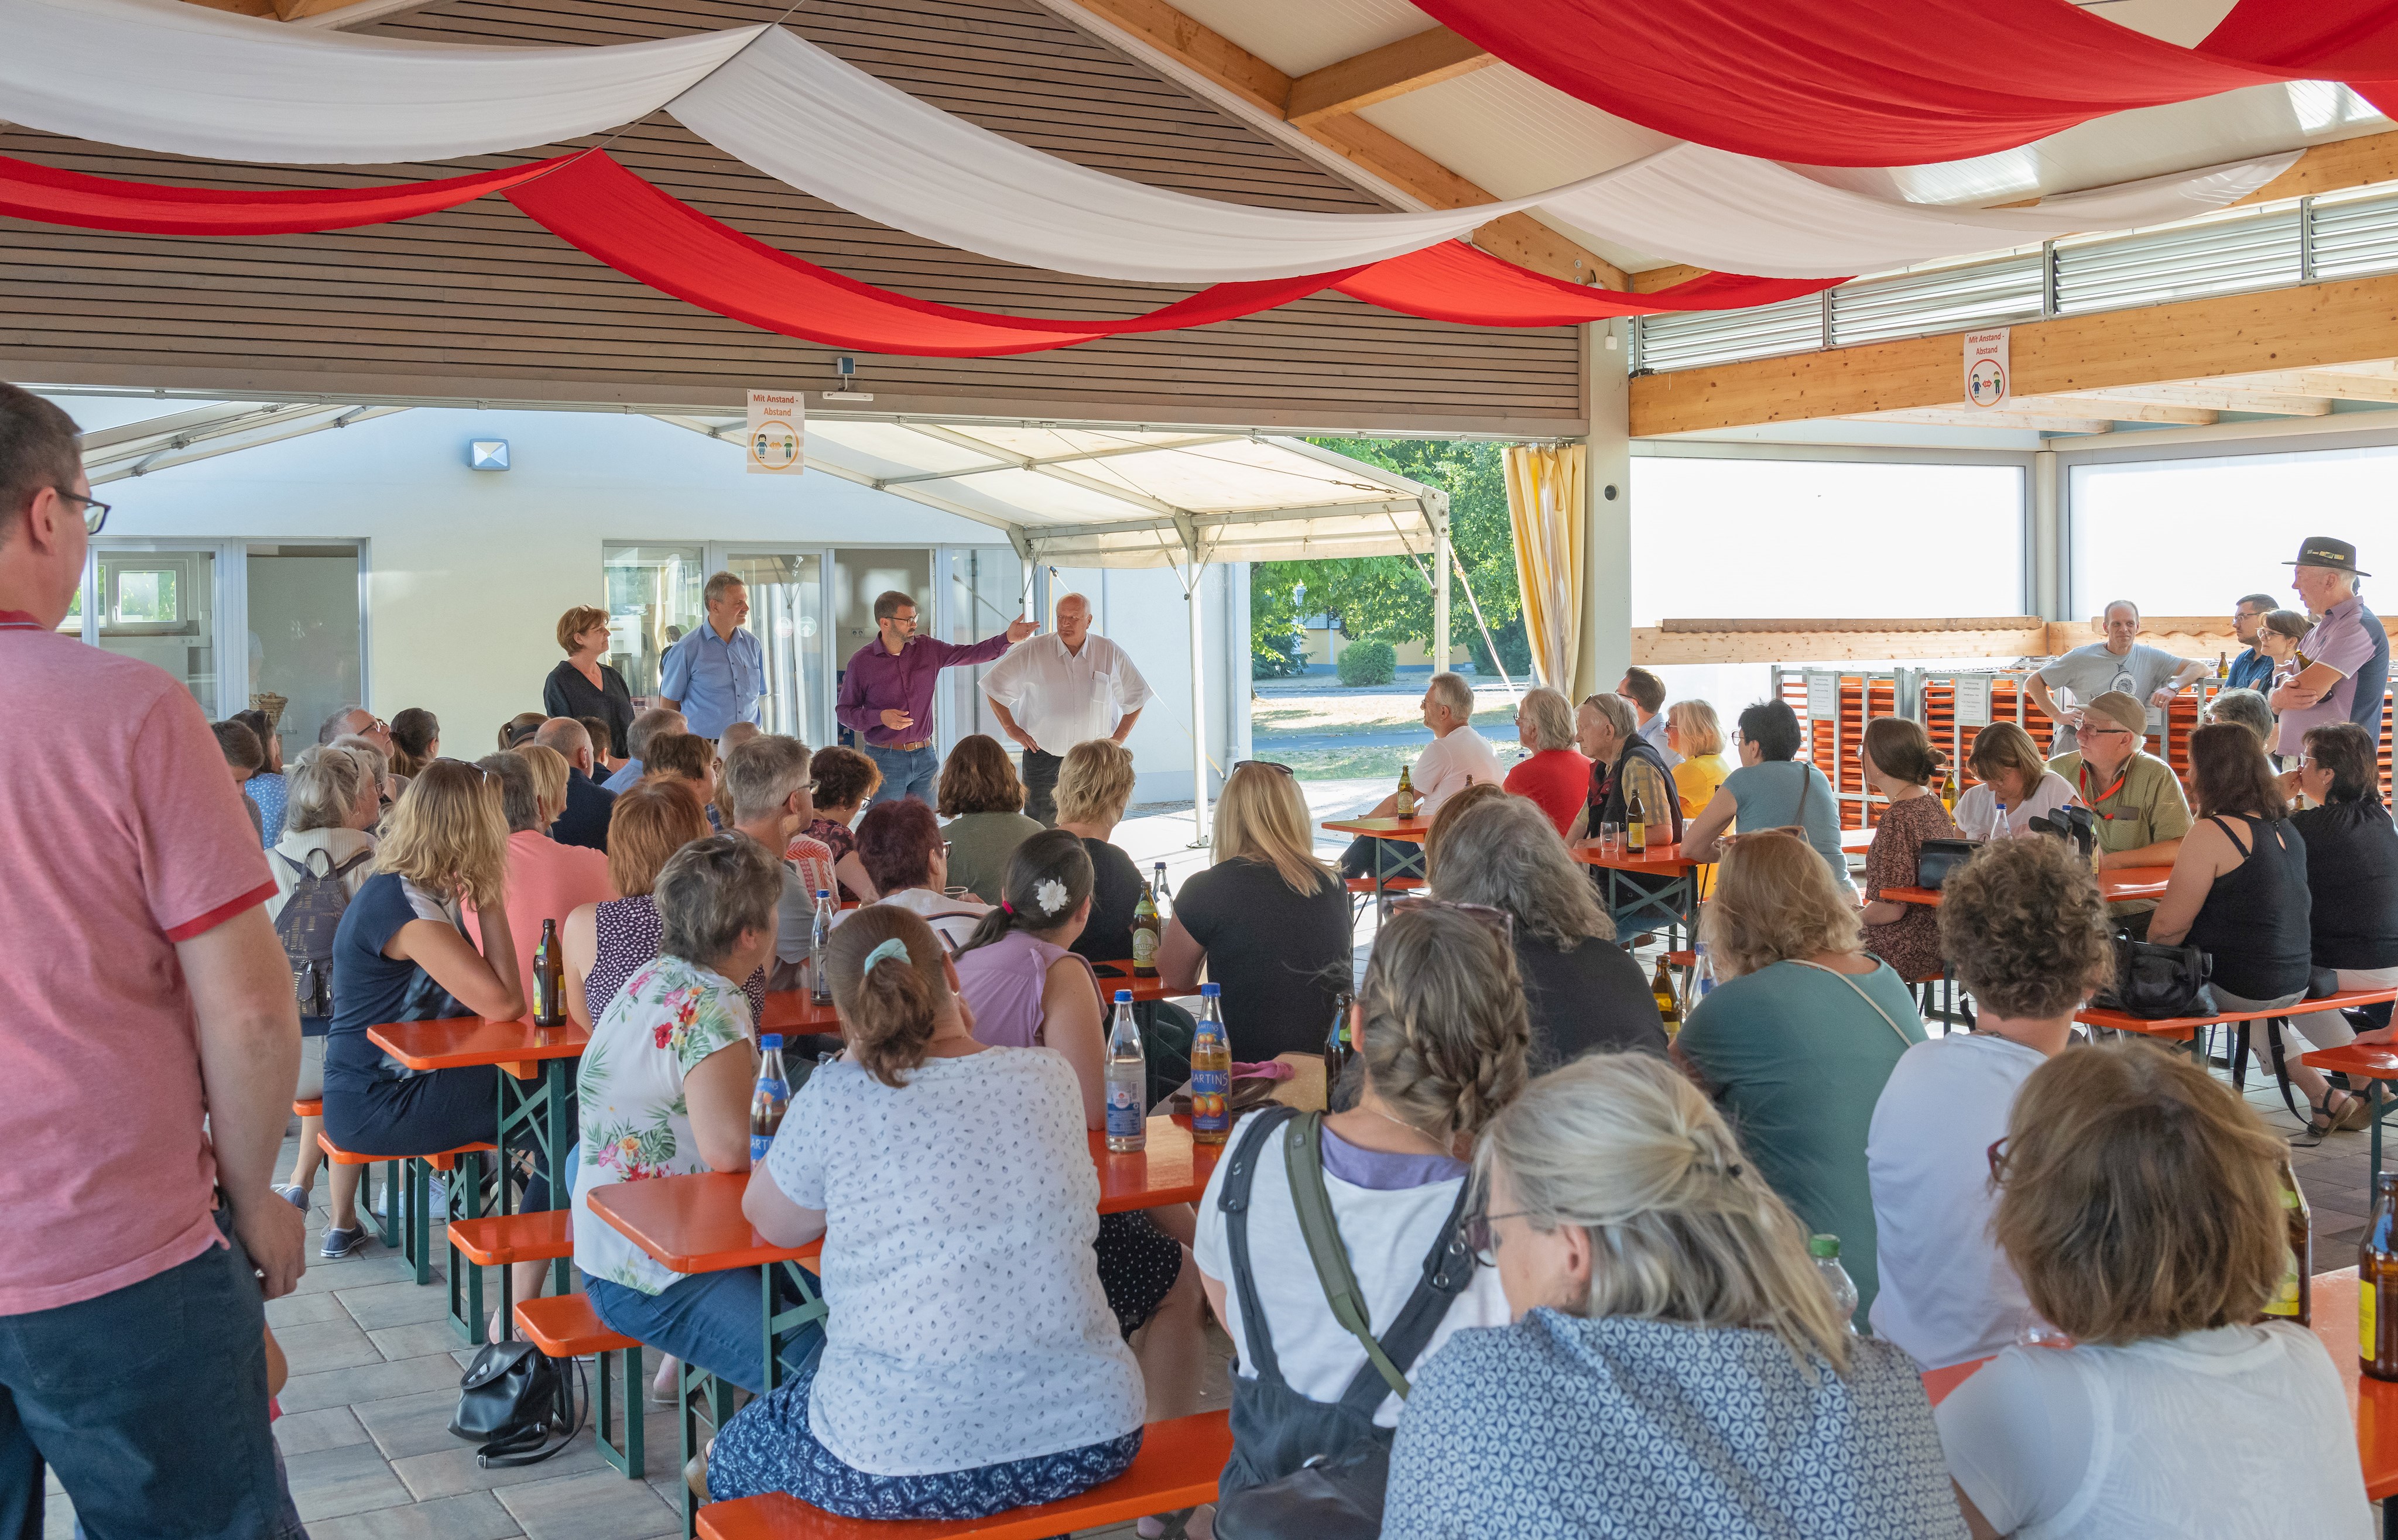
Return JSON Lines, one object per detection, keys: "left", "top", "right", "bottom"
{"left": 2039, "top": 642, "right": 2184, "bottom": 753}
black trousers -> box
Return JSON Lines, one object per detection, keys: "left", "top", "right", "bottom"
{"left": 1022, "top": 748, "right": 1063, "bottom": 827}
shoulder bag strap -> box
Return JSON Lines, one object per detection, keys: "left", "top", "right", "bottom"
{"left": 1283, "top": 1111, "right": 1419, "bottom": 1402}
{"left": 1326, "top": 1177, "right": 1476, "bottom": 1416}
{"left": 1218, "top": 1106, "right": 1300, "bottom": 1385}
{"left": 1787, "top": 959, "right": 1917, "bottom": 1049}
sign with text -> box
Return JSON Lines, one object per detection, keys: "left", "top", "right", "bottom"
{"left": 745, "top": 389, "right": 804, "bottom": 474}
{"left": 1805, "top": 670, "right": 1839, "bottom": 721}
{"left": 1954, "top": 674, "right": 1993, "bottom": 728}
{"left": 1963, "top": 328, "right": 2010, "bottom": 409}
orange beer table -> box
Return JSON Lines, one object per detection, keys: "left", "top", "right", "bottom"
{"left": 1570, "top": 839, "right": 1705, "bottom": 944}
{"left": 1882, "top": 866, "right": 2171, "bottom": 908}
{"left": 1320, "top": 815, "right": 1431, "bottom": 907}
{"left": 367, "top": 1014, "right": 589, "bottom": 1219}
{"left": 1923, "top": 1270, "right": 2398, "bottom": 1533}
{"left": 762, "top": 959, "right": 1180, "bottom": 1037}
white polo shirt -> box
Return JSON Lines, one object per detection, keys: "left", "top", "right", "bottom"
{"left": 979, "top": 632, "right": 1155, "bottom": 756}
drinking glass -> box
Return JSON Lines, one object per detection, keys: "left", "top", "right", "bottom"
{"left": 1599, "top": 822, "right": 1622, "bottom": 855}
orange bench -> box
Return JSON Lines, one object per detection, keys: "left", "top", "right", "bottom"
{"left": 448, "top": 1208, "right": 575, "bottom": 1347}
{"left": 293, "top": 1098, "right": 322, "bottom": 1118}
{"left": 2082, "top": 986, "right": 2398, "bottom": 1089}
{"left": 515, "top": 1292, "right": 646, "bottom": 1480}
{"left": 697, "top": 1409, "right": 1234, "bottom": 1540}
{"left": 316, "top": 1133, "right": 496, "bottom": 1284}
{"left": 1344, "top": 874, "right": 1426, "bottom": 925}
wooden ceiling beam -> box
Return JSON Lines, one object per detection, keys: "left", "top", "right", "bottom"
{"left": 1046, "top": 0, "right": 1626, "bottom": 289}
{"left": 2255, "top": 369, "right": 2398, "bottom": 403}
{"left": 1632, "top": 269, "right": 2398, "bottom": 435}
{"left": 2074, "top": 383, "right": 2333, "bottom": 416}
{"left": 2006, "top": 394, "right": 2217, "bottom": 425}
{"left": 1854, "top": 407, "right": 2116, "bottom": 434}
{"left": 1283, "top": 28, "right": 1494, "bottom": 128}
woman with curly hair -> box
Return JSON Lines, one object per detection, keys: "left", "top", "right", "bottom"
{"left": 1866, "top": 836, "right": 2113, "bottom": 1370}
{"left": 1194, "top": 904, "right": 1529, "bottom": 1524}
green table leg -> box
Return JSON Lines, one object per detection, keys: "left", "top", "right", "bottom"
{"left": 595, "top": 1340, "right": 645, "bottom": 1479}
{"left": 679, "top": 1359, "right": 738, "bottom": 1538}
{"left": 445, "top": 1151, "right": 486, "bottom": 1343}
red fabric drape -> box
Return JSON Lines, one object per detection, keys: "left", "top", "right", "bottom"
{"left": 0, "top": 148, "right": 1839, "bottom": 355}
{"left": 1410, "top": 0, "right": 2398, "bottom": 167}
{"left": 0, "top": 153, "right": 570, "bottom": 234}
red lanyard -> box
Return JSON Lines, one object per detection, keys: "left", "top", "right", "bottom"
{"left": 2077, "top": 760, "right": 2130, "bottom": 819}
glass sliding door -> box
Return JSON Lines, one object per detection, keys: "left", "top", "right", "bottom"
{"left": 832, "top": 548, "right": 933, "bottom": 748}
{"left": 246, "top": 545, "right": 362, "bottom": 749}
{"left": 940, "top": 546, "right": 1026, "bottom": 750}
{"left": 718, "top": 549, "right": 827, "bottom": 746}
{"left": 602, "top": 543, "right": 705, "bottom": 703}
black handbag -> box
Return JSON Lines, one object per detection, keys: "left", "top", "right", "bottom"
{"left": 450, "top": 1339, "right": 584, "bottom": 1468}
{"left": 1916, "top": 838, "right": 1981, "bottom": 889}
{"left": 2091, "top": 932, "right": 2215, "bottom": 1020}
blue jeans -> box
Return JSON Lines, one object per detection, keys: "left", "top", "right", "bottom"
{"left": 0, "top": 1216, "right": 302, "bottom": 1540}
{"left": 584, "top": 1267, "right": 824, "bottom": 1397}
{"left": 861, "top": 743, "right": 940, "bottom": 810}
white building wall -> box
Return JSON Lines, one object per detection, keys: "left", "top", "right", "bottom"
{"left": 76, "top": 403, "right": 1238, "bottom": 804}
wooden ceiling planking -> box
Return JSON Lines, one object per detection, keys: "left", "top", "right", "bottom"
{"left": 0, "top": 0, "right": 1584, "bottom": 431}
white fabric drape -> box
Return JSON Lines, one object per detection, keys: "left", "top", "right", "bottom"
{"left": 666, "top": 30, "right": 1532, "bottom": 282}
{"left": 0, "top": 0, "right": 762, "bottom": 164}
{"left": 0, "top": 0, "right": 2305, "bottom": 284}
{"left": 1536, "top": 144, "right": 2300, "bottom": 279}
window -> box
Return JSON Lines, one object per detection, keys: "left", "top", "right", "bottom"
{"left": 114, "top": 567, "right": 179, "bottom": 624}
{"left": 2070, "top": 444, "right": 2397, "bottom": 616}
{"left": 85, "top": 547, "right": 219, "bottom": 714}
{"left": 1632, "top": 457, "right": 2026, "bottom": 625}
{"left": 602, "top": 544, "right": 705, "bottom": 700}
{"left": 247, "top": 546, "right": 363, "bottom": 752}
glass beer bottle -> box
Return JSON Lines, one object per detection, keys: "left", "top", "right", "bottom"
{"left": 532, "top": 918, "right": 565, "bottom": 1028}
{"left": 2260, "top": 1158, "right": 2310, "bottom": 1326}
{"left": 2363, "top": 1171, "right": 2398, "bottom": 1380}
{"left": 1189, "top": 983, "right": 1231, "bottom": 1145}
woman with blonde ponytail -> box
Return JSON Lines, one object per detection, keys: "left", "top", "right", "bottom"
{"left": 1381, "top": 1054, "right": 1967, "bottom": 1540}
{"left": 714, "top": 906, "right": 1146, "bottom": 1520}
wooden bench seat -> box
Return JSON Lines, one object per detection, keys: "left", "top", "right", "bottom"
{"left": 1342, "top": 876, "right": 1424, "bottom": 894}
{"left": 317, "top": 1133, "right": 496, "bottom": 1283}
{"left": 697, "top": 1409, "right": 1233, "bottom": 1540}
{"left": 515, "top": 1292, "right": 649, "bottom": 1480}
{"left": 2080, "top": 987, "right": 2398, "bottom": 1043}
{"left": 292, "top": 1098, "right": 321, "bottom": 1118}
{"left": 449, "top": 1208, "right": 574, "bottom": 1268}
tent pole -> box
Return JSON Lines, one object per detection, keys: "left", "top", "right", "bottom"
{"left": 1188, "top": 559, "right": 1210, "bottom": 848}
{"left": 1431, "top": 505, "right": 1452, "bottom": 680}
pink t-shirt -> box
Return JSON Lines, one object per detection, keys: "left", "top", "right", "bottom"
{"left": 467, "top": 830, "right": 618, "bottom": 993}
{"left": 0, "top": 615, "right": 278, "bottom": 1313}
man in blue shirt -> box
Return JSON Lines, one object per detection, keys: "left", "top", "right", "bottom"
{"left": 603, "top": 705, "right": 684, "bottom": 793}
{"left": 660, "top": 572, "right": 763, "bottom": 740}
{"left": 2225, "top": 590, "right": 2278, "bottom": 694}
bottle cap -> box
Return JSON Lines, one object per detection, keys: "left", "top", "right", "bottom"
{"left": 1115, "top": 989, "right": 1133, "bottom": 1002}
{"left": 817, "top": 889, "right": 831, "bottom": 898}
{"left": 1201, "top": 983, "right": 1220, "bottom": 996}
{"left": 1807, "top": 1233, "right": 1840, "bottom": 1259}
{"left": 759, "top": 1034, "right": 783, "bottom": 1050}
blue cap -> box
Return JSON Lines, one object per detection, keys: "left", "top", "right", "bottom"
{"left": 1115, "top": 989, "right": 1133, "bottom": 1002}
{"left": 759, "top": 1034, "right": 783, "bottom": 1049}
{"left": 1201, "top": 983, "right": 1220, "bottom": 996}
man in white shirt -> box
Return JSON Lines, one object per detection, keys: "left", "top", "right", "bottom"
{"left": 1337, "top": 671, "right": 1502, "bottom": 878}
{"left": 1866, "top": 836, "right": 2111, "bottom": 1369}
{"left": 2027, "top": 599, "right": 2207, "bottom": 754}
{"left": 1618, "top": 667, "right": 1679, "bottom": 767}
{"left": 979, "top": 592, "right": 1153, "bottom": 825}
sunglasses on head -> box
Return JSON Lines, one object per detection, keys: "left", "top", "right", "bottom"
{"left": 1386, "top": 896, "right": 1513, "bottom": 942}
{"left": 1231, "top": 759, "right": 1294, "bottom": 777}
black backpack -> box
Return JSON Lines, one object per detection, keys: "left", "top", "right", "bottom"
{"left": 272, "top": 847, "right": 373, "bottom": 1018}
{"left": 1211, "top": 1107, "right": 1474, "bottom": 1540}
{"left": 451, "top": 1340, "right": 585, "bottom": 1468}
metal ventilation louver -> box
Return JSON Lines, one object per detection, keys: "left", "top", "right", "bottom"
{"left": 1634, "top": 292, "right": 1827, "bottom": 372}
{"left": 2051, "top": 210, "right": 2300, "bottom": 316}
{"left": 2310, "top": 189, "right": 2398, "bottom": 283}
{"left": 1829, "top": 253, "right": 2044, "bottom": 347}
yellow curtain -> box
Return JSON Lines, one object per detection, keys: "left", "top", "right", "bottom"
{"left": 1504, "top": 443, "right": 1585, "bottom": 692}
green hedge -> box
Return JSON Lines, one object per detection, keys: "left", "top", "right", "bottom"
{"left": 1335, "top": 638, "right": 1397, "bottom": 687}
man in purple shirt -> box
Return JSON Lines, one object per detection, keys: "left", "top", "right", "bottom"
{"left": 837, "top": 589, "right": 1036, "bottom": 808}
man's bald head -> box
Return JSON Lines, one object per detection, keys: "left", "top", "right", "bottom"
{"left": 1055, "top": 592, "right": 1092, "bottom": 647}
{"left": 534, "top": 716, "right": 592, "bottom": 773}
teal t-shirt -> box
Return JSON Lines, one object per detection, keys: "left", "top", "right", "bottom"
{"left": 1722, "top": 760, "right": 1855, "bottom": 895}
{"left": 1677, "top": 959, "right": 1926, "bottom": 1323}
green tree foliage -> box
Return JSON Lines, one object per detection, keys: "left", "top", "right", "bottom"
{"left": 1335, "top": 638, "right": 1397, "bottom": 687}
{"left": 1249, "top": 440, "right": 1521, "bottom": 666}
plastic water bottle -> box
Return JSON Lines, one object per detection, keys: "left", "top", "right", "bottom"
{"left": 809, "top": 890, "right": 835, "bottom": 1005}
{"left": 1694, "top": 935, "right": 1715, "bottom": 999}
{"left": 1152, "top": 861, "right": 1173, "bottom": 917}
{"left": 1105, "top": 991, "right": 1146, "bottom": 1152}
{"left": 751, "top": 1034, "right": 790, "bottom": 1162}
{"left": 1991, "top": 797, "right": 2008, "bottom": 841}
{"left": 1810, "top": 1233, "right": 1860, "bottom": 1330}
{"left": 1190, "top": 983, "right": 1231, "bottom": 1145}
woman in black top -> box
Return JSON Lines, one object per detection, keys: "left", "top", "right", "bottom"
{"left": 1160, "top": 762, "right": 1352, "bottom": 1059}
{"left": 2148, "top": 724, "right": 2330, "bottom": 1123}
{"left": 1427, "top": 788, "right": 1667, "bottom": 1071}
{"left": 543, "top": 605, "right": 635, "bottom": 763}
{"left": 1052, "top": 739, "right": 1146, "bottom": 965}
{"left": 2287, "top": 721, "right": 2398, "bottom": 1064}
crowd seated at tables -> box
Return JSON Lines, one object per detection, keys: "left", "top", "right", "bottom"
{"left": 26, "top": 354, "right": 2398, "bottom": 1540}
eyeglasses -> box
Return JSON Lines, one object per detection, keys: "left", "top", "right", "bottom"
{"left": 1463, "top": 1206, "right": 1534, "bottom": 1267}
{"left": 54, "top": 488, "right": 109, "bottom": 534}
{"left": 1386, "top": 896, "right": 1513, "bottom": 942}
{"left": 1986, "top": 1137, "right": 2011, "bottom": 1185}
{"left": 1230, "top": 760, "right": 1294, "bottom": 777}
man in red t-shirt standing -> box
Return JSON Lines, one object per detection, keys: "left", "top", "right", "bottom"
{"left": 0, "top": 383, "right": 307, "bottom": 1537}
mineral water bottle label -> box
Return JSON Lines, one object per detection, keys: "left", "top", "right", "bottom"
{"left": 751, "top": 1132, "right": 774, "bottom": 1161}
{"left": 1106, "top": 1082, "right": 1143, "bottom": 1138}
{"left": 1191, "top": 1065, "right": 1229, "bottom": 1133}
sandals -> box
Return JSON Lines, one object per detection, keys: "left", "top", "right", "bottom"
{"left": 2308, "top": 1090, "right": 2375, "bottom": 1137}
